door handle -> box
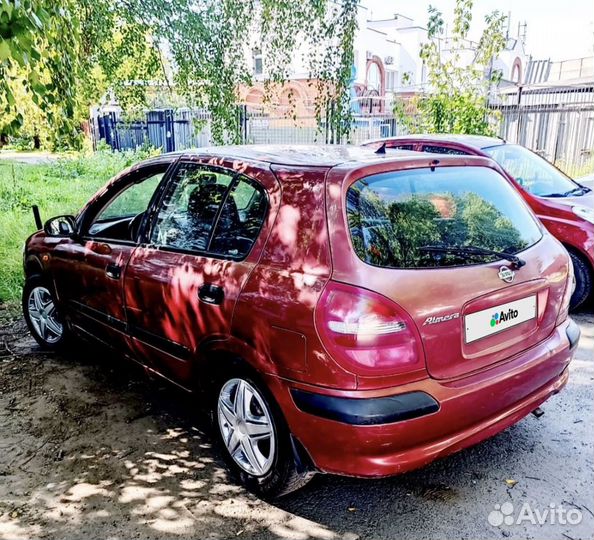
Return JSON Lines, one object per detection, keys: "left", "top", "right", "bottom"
{"left": 198, "top": 283, "right": 224, "bottom": 305}
{"left": 90, "top": 242, "right": 112, "bottom": 255}
{"left": 106, "top": 263, "right": 122, "bottom": 280}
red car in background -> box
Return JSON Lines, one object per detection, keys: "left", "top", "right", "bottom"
{"left": 22, "top": 145, "right": 579, "bottom": 497}
{"left": 363, "top": 135, "right": 594, "bottom": 310}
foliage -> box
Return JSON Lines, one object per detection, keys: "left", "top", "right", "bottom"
{"left": 556, "top": 153, "right": 594, "bottom": 179}
{"left": 0, "top": 147, "right": 158, "bottom": 302}
{"left": 0, "top": 1, "right": 78, "bottom": 145}
{"left": 307, "top": 0, "right": 358, "bottom": 143}
{"left": 129, "top": 0, "right": 358, "bottom": 144}
{"left": 1, "top": 0, "right": 163, "bottom": 150}
{"left": 395, "top": 0, "right": 507, "bottom": 136}
{"left": 2, "top": 0, "right": 359, "bottom": 148}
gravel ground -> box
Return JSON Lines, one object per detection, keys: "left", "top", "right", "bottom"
{"left": 0, "top": 309, "right": 592, "bottom": 540}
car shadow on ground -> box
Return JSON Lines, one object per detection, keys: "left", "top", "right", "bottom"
{"left": 0, "top": 308, "right": 592, "bottom": 540}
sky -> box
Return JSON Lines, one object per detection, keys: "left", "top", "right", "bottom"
{"left": 365, "top": 0, "right": 594, "bottom": 61}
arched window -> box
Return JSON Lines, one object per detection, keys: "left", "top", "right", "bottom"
{"left": 511, "top": 58, "right": 522, "bottom": 84}
{"left": 367, "top": 62, "right": 382, "bottom": 92}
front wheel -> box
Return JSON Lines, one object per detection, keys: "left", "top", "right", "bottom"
{"left": 569, "top": 251, "right": 592, "bottom": 311}
{"left": 214, "top": 372, "right": 313, "bottom": 497}
{"left": 22, "top": 275, "right": 69, "bottom": 350}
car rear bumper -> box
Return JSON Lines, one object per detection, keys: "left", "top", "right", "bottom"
{"left": 266, "top": 319, "right": 577, "bottom": 478}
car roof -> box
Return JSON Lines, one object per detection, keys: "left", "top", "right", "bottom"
{"left": 367, "top": 134, "right": 504, "bottom": 150}
{"left": 175, "top": 144, "right": 421, "bottom": 167}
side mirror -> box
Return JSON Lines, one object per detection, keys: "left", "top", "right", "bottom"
{"left": 44, "top": 215, "right": 77, "bottom": 237}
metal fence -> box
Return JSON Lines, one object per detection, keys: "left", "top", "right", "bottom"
{"left": 92, "top": 83, "right": 594, "bottom": 178}
{"left": 490, "top": 83, "right": 594, "bottom": 177}
{"left": 95, "top": 108, "right": 213, "bottom": 152}
{"left": 92, "top": 106, "right": 401, "bottom": 151}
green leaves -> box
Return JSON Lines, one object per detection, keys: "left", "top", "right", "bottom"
{"left": 1, "top": 0, "right": 164, "bottom": 150}
{"left": 0, "top": 38, "right": 10, "bottom": 60}
{"left": 2, "top": 0, "right": 359, "bottom": 148}
{"left": 397, "top": 0, "right": 506, "bottom": 137}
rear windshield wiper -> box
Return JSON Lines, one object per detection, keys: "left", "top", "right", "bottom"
{"left": 562, "top": 185, "right": 589, "bottom": 196}
{"left": 540, "top": 186, "right": 590, "bottom": 197}
{"left": 420, "top": 245, "right": 526, "bottom": 268}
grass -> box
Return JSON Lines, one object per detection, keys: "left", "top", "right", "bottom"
{"left": 0, "top": 148, "right": 158, "bottom": 304}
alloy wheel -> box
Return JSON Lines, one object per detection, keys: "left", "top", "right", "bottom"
{"left": 217, "top": 378, "right": 276, "bottom": 477}
{"left": 27, "top": 286, "right": 63, "bottom": 344}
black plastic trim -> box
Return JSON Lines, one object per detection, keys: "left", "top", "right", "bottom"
{"left": 129, "top": 324, "right": 191, "bottom": 361}
{"left": 71, "top": 300, "right": 127, "bottom": 333}
{"left": 291, "top": 389, "right": 440, "bottom": 426}
{"left": 566, "top": 318, "right": 581, "bottom": 350}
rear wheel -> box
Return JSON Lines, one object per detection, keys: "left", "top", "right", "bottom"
{"left": 568, "top": 250, "right": 592, "bottom": 311}
{"left": 22, "top": 275, "right": 69, "bottom": 350}
{"left": 213, "top": 370, "right": 313, "bottom": 497}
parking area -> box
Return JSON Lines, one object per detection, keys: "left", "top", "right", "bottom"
{"left": 0, "top": 309, "right": 592, "bottom": 540}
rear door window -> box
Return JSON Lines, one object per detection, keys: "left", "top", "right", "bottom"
{"left": 346, "top": 166, "right": 542, "bottom": 269}
{"left": 210, "top": 177, "right": 268, "bottom": 258}
{"left": 150, "top": 164, "right": 267, "bottom": 259}
{"left": 151, "top": 165, "right": 234, "bottom": 252}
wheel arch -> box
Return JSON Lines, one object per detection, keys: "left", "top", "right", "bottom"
{"left": 196, "top": 338, "right": 279, "bottom": 394}
{"left": 24, "top": 254, "right": 44, "bottom": 278}
{"left": 197, "top": 342, "right": 317, "bottom": 475}
{"left": 562, "top": 242, "right": 593, "bottom": 272}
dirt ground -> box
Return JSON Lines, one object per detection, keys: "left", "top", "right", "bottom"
{"left": 0, "top": 307, "right": 592, "bottom": 540}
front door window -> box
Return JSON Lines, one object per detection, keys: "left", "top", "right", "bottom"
{"left": 87, "top": 166, "right": 166, "bottom": 241}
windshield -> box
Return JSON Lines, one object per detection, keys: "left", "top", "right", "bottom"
{"left": 346, "top": 166, "right": 542, "bottom": 269}
{"left": 484, "top": 144, "right": 579, "bottom": 197}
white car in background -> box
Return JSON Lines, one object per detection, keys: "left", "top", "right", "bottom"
{"left": 578, "top": 173, "right": 594, "bottom": 191}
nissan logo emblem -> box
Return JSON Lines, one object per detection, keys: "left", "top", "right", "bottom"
{"left": 498, "top": 265, "right": 515, "bottom": 283}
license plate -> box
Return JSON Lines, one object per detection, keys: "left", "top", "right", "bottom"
{"left": 464, "top": 295, "right": 537, "bottom": 344}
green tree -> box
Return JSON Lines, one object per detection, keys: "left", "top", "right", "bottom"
{"left": 1, "top": 1, "right": 77, "bottom": 145}
{"left": 395, "top": 0, "right": 507, "bottom": 136}
{"left": 2, "top": 0, "right": 360, "bottom": 149}
{"left": 130, "top": 0, "right": 358, "bottom": 144}
{"left": 1, "top": 0, "right": 162, "bottom": 150}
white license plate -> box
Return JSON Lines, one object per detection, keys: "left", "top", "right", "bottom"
{"left": 464, "top": 295, "right": 537, "bottom": 344}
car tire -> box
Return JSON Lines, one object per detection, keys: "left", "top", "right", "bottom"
{"left": 22, "top": 275, "right": 70, "bottom": 350}
{"left": 568, "top": 250, "right": 592, "bottom": 311}
{"left": 212, "top": 368, "right": 314, "bottom": 498}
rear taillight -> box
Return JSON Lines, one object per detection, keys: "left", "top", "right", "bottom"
{"left": 557, "top": 258, "right": 575, "bottom": 324}
{"left": 315, "top": 281, "right": 425, "bottom": 377}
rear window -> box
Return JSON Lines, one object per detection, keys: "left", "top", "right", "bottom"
{"left": 346, "top": 166, "right": 542, "bottom": 269}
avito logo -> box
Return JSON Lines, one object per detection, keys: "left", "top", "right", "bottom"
{"left": 490, "top": 308, "right": 519, "bottom": 327}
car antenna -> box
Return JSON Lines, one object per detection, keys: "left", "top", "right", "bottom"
{"left": 374, "top": 142, "right": 386, "bottom": 154}
{"left": 496, "top": 135, "right": 507, "bottom": 143}
{"left": 430, "top": 159, "right": 440, "bottom": 171}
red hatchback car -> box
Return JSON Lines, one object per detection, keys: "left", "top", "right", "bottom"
{"left": 363, "top": 135, "right": 594, "bottom": 310}
{"left": 22, "top": 145, "right": 580, "bottom": 497}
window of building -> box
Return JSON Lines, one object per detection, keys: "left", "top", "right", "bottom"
{"left": 253, "top": 51, "right": 263, "bottom": 76}
{"left": 367, "top": 62, "right": 382, "bottom": 92}
{"left": 386, "top": 71, "right": 397, "bottom": 91}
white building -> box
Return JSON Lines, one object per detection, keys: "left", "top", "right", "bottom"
{"left": 240, "top": 1, "right": 530, "bottom": 113}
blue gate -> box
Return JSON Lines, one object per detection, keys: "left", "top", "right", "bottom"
{"left": 96, "top": 109, "right": 184, "bottom": 152}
